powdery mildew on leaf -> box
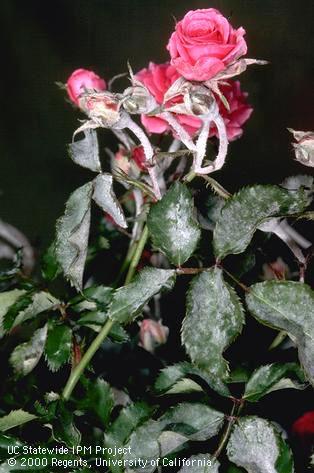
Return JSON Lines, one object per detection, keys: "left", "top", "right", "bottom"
{"left": 244, "top": 363, "right": 305, "bottom": 402}
{"left": 182, "top": 268, "right": 244, "bottom": 379}
{"left": 177, "top": 454, "right": 220, "bottom": 473}
{"left": 0, "top": 409, "right": 37, "bottom": 432}
{"left": 147, "top": 182, "right": 201, "bottom": 266}
{"left": 92, "top": 173, "right": 127, "bottom": 228}
{"left": 227, "top": 416, "right": 294, "bottom": 473}
{"left": 55, "top": 182, "right": 93, "bottom": 290}
{"left": 108, "top": 268, "right": 176, "bottom": 324}
{"left": 12, "top": 291, "right": 60, "bottom": 328}
{"left": 68, "top": 129, "right": 101, "bottom": 172}
{"left": 246, "top": 281, "right": 314, "bottom": 386}
{"left": 10, "top": 324, "right": 48, "bottom": 376}
{"left": 213, "top": 185, "right": 308, "bottom": 260}
{"left": 124, "top": 403, "right": 224, "bottom": 473}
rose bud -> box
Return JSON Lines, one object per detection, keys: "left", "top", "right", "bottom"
{"left": 122, "top": 85, "right": 157, "bottom": 114}
{"left": 288, "top": 128, "right": 314, "bottom": 167}
{"left": 66, "top": 68, "right": 106, "bottom": 105}
{"left": 113, "top": 145, "right": 131, "bottom": 174}
{"left": 139, "top": 319, "right": 169, "bottom": 353}
{"left": 78, "top": 91, "right": 121, "bottom": 128}
{"left": 184, "top": 85, "right": 216, "bottom": 116}
{"left": 167, "top": 8, "right": 247, "bottom": 81}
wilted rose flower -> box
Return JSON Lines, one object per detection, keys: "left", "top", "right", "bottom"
{"left": 139, "top": 319, "right": 169, "bottom": 353}
{"left": 66, "top": 68, "right": 106, "bottom": 105}
{"left": 136, "top": 62, "right": 252, "bottom": 141}
{"left": 262, "top": 257, "right": 290, "bottom": 280}
{"left": 288, "top": 128, "right": 314, "bottom": 167}
{"left": 167, "top": 9, "right": 247, "bottom": 81}
{"left": 79, "top": 92, "right": 121, "bottom": 127}
{"left": 114, "top": 145, "right": 131, "bottom": 174}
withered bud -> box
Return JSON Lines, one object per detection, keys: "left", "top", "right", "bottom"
{"left": 122, "top": 85, "right": 156, "bottom": 114}
{"left": 184, "top": 85, "right": 216, "bottom": 116}
{"left": 78, "top": 91, "right": 121, "bottom": 127}
{"left": 288, "top": 128, "right": 314, "bottom": 168}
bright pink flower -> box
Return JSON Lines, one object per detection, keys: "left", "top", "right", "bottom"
{"left": 66, "top": 68, "right": 106, "bottom": 105}
{"left": 136, "top": 62, "right": 252, "bottom": 141}
{"left": 167, "top": 9, "right": 247, "bottom": 81}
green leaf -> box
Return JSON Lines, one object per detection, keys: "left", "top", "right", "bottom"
{"left": 227, "top": 416, "right": 294, "bottom": 473}
{"left": 108, "top": 268, "right": 176, "bottom": 324}
{"left": 124, "top": 403, "right": 224, "bottom": 473}
{"left": 41, "top": 243, "right": 61, "bottom": 281}
{"left": 246, "top": 281, "right": 314, "bottom": 386}
{"left": 244, "top": 363, "right": 305, "bottom": 402}
{"left": 182, "top": 268, "right": 244, "bottom": 379}
{"left": 0, "top": 410, "right": 37, "bottom": 432}
{"left": 45, "top": 320, "right": 72, "bottom": 372}
{"left": 80, "top": 378, "right": 114, "bottom": 428}
{"left": 10, "top": 324, "right": 48, "bottom": 376}
{"left": 92, "top": 173, "right": 127, "bottom": 228}
{"left": 213, "top": 185, "right": 308, "bottom": 259}
{"left": 55, "top": 182, "right": 93, "bottom": 290}
{"left": 147, "top": 182, "right": 201, "bottom": 266}
{"left": 105, "top": 402, "right": 154, "bottom": 473}
{"left": 177, "top": 454, "right": 220, "bottom": 472}
{"left": 0, "top": 290, "right": 26, "bottom": 337}
{"left": 10, "top": 292, "right": 60, "bottom": 329}
{"left": 53, "top": 403, "right": 81, "bottom": 448}
{"left": 68, "top": 129, "right": 101, "bottom": 172}
{"left": 0, "top": 434, "right": 24, "bottom": 461}
{"left": 154, "top": 362, "right": 230, "bottom": 397}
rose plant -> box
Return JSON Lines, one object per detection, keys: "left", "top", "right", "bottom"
{"left": 0, "top": 7, "right": 313, "bottom": 473}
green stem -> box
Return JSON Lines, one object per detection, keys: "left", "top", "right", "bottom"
{"left": 124, "top": 225, "right": 149, "bottom": 284}
{"left": 62, "top": 318, "right": 114, "bottom": 401}
{"left": 214, "top": 402, "right": 236, "bottom": 458}
{"left": 183, "top": 170, "right": 196, "bottom": 182}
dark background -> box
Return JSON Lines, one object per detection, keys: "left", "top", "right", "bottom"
{"left": 1, "top": 0, "right": 314, "bottom": 247}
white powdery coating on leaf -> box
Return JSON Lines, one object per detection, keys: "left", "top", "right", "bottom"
{"left": 12, "top": 292, "right": 59, "bottom": 328}
{"left": 182, "top": 268, "right": 244, "bottom": 379}
{"left": 55, "top": 182, "right": 93, "bottom": 290}
{"left": 246, "top": 281, "right": 314, "bottom": 386}
{"left": 10, "top": 324, "right": 48, "bottom": 376}
{"left": 108, "top": 268, "right": 176, "bottom": 324}
{"left": 213, "top": 185, "right": 308, "bottom": 259}
{"left": 68, "top": 129, "right": 101, "bottom": 172}
{"left": 92, "top": 173, "right": 127, "bottom": 228}
{"left": 147, "top": 182, "right": 201, "bottom": 266}
{"left": 227, "top": 417, "right": 279, "bottom": 473}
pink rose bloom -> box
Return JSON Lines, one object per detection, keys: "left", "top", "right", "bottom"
{"left": 136, "top": 62, "right": 252, "bottom": 141}
{"left": 167, "top": 9, "right": 247, "bottom": 81}
{"left": 66, "top": 68, "right": 106, "bottom": 105}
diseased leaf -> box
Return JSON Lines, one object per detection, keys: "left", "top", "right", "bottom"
{"left": 147, "top": 182, "right": 201, "bottom": 266}
{"left": 105, "top": 403, "right": 154, "bottom": 473}
{"left": 213, "top": 185, "right": 308, "bottom": 259}
{"left": 68, "top": 129, "right": 101, "bottom": 172}
{"left": 244, "top": 363, "right": 305, "bottom": 402}
{"left": 182, "top": 268, "right": 244, "bottom": 379}
{"left": 53, "top": 403, "right": 81, "bottom": 448}
{"left": 55, "top": 182, "right": 93, "bottom": 290}
{"left": 0, "top": 410, "right": 37, "bottom": 432}
{"left": 227, "top": 416, "right": 294, "bottom": 473}
{"left": 92, "top": 174, "right": 127, "bottom": 228}
{"left": 11, "top": 291, "right": 60, "bottom": 329}
{"left": 10, "top": 324, "right": 48, "bottom": 376}
{"left": 154, "top": 362, "right": 230, "bottom": 397}
{"left": 0, "top": 290, "right": 26, "bottom": 337}
{"left": 45, "top": 321, "right": 72, "bottom": 372}
{"left": 108, "top": 268, "right": 176, "bottom": 324}
{"left": 124, "top": 403, "right": 224, "bottom": 473}
{"left": 246, "top": 281, "right": 314, "bottom": 386}
{"left": 177, "top": 454, "right": 220, "bottom": 472}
